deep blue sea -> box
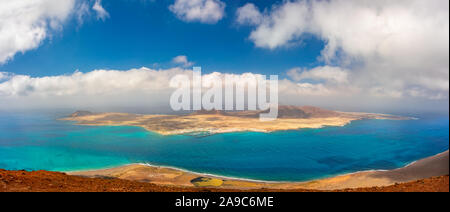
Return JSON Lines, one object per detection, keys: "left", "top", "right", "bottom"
{"left": 0, "top": 112, "right": 448, "bottom": 182}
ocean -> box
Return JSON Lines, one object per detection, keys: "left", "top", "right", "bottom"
{"left": 0, "top": 112, "right": 448, "bottom": 182}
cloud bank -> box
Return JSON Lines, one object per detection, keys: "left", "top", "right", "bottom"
{"left": 0, "top": 67, "right": 447, "bottom": 114}
{"left": 288, "top": 66, "right": 349, "bottom": 84}
{"left": 236, "top": 0, "right": 449, "bottom": 102}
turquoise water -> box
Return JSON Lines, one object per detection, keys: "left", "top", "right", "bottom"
{"left": 0, "top": 112, "right": 448, "bottom": 181}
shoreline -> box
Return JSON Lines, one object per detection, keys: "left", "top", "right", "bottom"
{"left": 68, "top": 150, "right": 449, "bottom": 190}
{"left": 64, "top": 158, "right": 415, "bottom": 184}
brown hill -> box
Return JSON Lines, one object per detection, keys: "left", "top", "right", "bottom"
{"left": 0, "top": 169, "right": 447, "bottom": 192}
{"left": 195, "top": 105, "right": 339, "bottom": 119}
{"left": 70, "top": 111, "right": 94, "bottom": 118}
{"left": 192, "top": 109, "right": 228, "bottom": 116}
{"left": 296, "top": 106, "right": 341, "bottom": 118}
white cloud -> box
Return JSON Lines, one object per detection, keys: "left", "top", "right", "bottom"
{"left": 236, "top": 3, "right": 262, "bottom": 26}
{"left": 169, "top": 0, "right": 226, "bottom": 24}
{"left": 0, "top": 67, "right": 447, "bottom": 113}
{"left": 0, "top": 68, "right": 274, "bottom": 111}
{"left": 280, "top": 80, "right": 334, "bottom": 97}
{"left": 92, "top": 0, "right": 109, "bottom": 21}
{"left": 0, "top": 0, "right": 76, "bottom": 64}
{"left": 243, "top": 1, "right": 310, "bottom": 49}
{"left": 75, "top": 1, "right": 91, "bottom": 25}
{"left": 0, "top": 68, "right": 184, "bottom": 97}
{"left": 0, "top": 67, "right": 187, "bottom": 110}
{"left": 287, "top": 66, "right": 349, "bottom": 84}
{"left": 0, "top": 0, "right": 110, "bottom": 64}
{"left": 0, "top": 72, "right": 10, "bottom": 81}
{"left": 239, "top": 0, "right": 449, "bottom": 101}
{"left": 172, "top": 55, "right": 194, "bottom": 67}
{"left": 369, "top": 87, "right": 403, "bottom": 99}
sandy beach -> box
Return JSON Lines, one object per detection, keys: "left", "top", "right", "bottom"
{"left": 69, "top": 150, "right": 449, "bottom": 190}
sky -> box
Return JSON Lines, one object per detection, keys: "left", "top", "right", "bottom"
{"left": 1, "top": 0, "right": 324, "bottom": 77}
{"left": 0, "top": 0, "right": 449, "bottom": 115}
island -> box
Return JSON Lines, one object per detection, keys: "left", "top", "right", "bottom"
{"left": 62, "top": 106, "right": 410, "bottom": 135}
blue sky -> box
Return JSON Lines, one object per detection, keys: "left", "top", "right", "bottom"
{"left": 0, "top": 0, "right": 325, "bottom": 77}
{"left": 0, "top": 0, "right": 448, "bottom": 114}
